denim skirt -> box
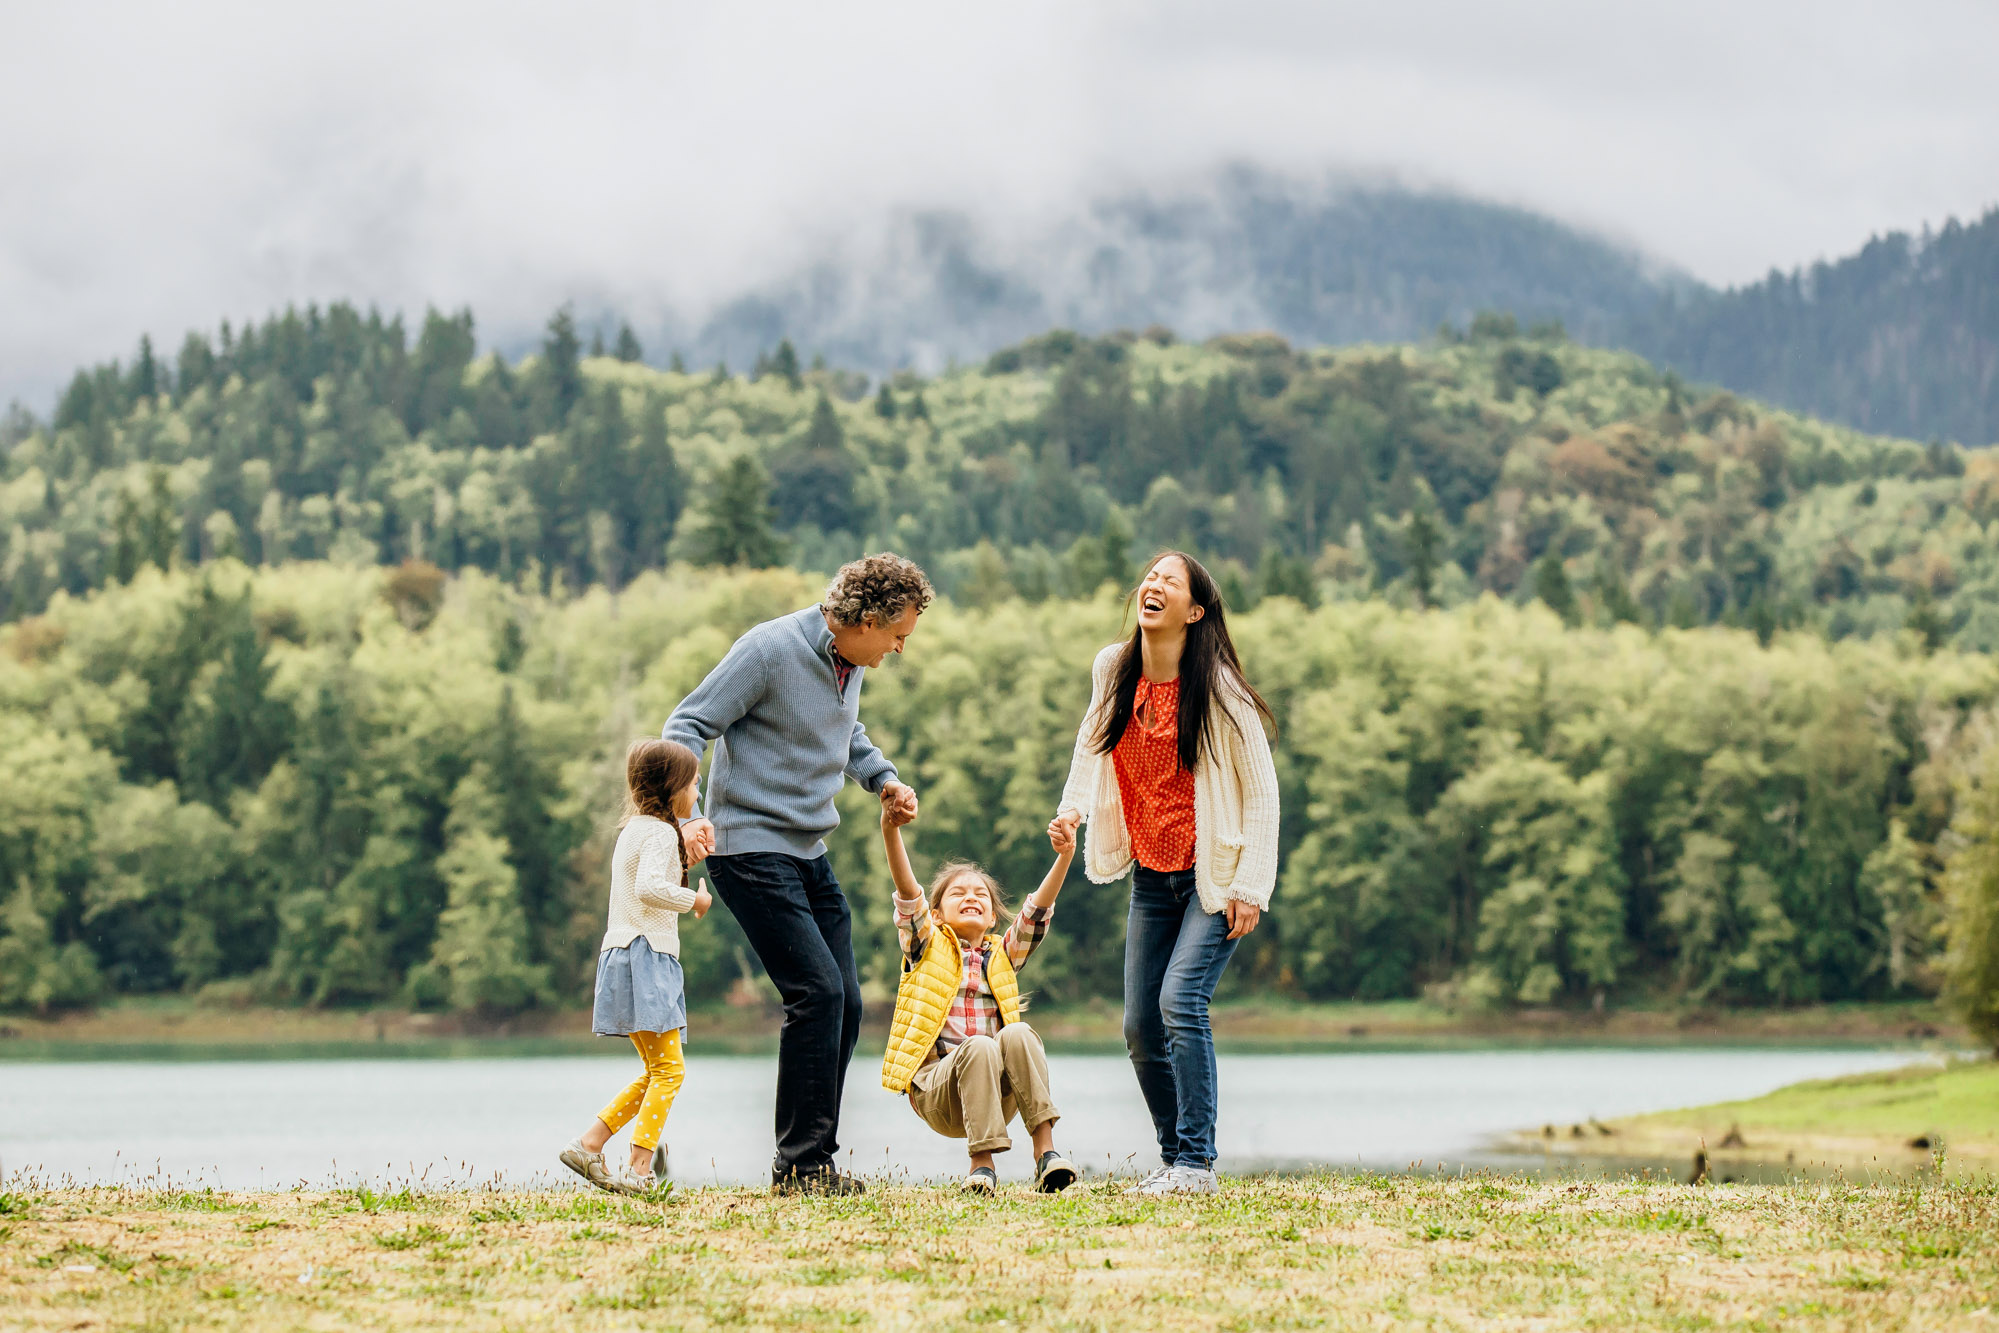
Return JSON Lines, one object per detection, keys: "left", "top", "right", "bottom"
{"left": 591, "top": 936, "right": 688, "bottom": 1038}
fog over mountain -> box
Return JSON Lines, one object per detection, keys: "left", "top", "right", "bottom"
{"left": 650, "top": 168, "right": 1681, "bottom": 375}
{"left": 6, "top": 2, "right": 1996, "bottom": 416}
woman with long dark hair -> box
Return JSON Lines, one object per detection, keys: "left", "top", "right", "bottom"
{"left": 1049, "top": 551, "right": 1279, "bottom": 1196}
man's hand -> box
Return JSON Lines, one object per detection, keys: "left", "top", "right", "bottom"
{"left": 692, "top": 886, "right": 713, "bottom": 920}
{"left": 880, "top": 782, "right": 918, "bottom": 824}
{"left": 1224, "top": 899, "right": 1261, "bottom": 941}
{"left": 682, "top": 817, "right": 716, "bottom": 865}
{"left": 1047, "top": 810, "right": 1081, "bottom": 849}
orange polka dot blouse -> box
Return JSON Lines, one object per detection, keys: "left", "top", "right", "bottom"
{"left": 1111, "top": 676, "right": 1199, "bottom": 873}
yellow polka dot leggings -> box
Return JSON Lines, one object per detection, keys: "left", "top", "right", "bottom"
{"left": 596, "top": 1029, "right": 684, "bottom": 1152}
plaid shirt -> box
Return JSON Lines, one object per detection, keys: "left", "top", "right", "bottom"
{"left": 895, "top": 895, "right": 1054, "bottom": 1063}
{"left": 830, "top": 648, "right": 857, "bottom": 696}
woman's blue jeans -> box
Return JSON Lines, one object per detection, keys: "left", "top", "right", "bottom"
{"left": 1124, "top": 865, "right": 1239, "bottom": 1170}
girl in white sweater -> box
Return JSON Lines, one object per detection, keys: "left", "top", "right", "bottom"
{"left": 559, "top": 739, "right": 713, "bottom": 1196}
{"left": 1050, "top": 551, "right": 1279, "bottom": 1197}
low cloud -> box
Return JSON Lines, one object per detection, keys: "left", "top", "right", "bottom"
{"left": 3, "top": 0, "right": 1994, "bottom": 408}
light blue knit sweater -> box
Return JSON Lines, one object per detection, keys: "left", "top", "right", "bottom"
{"left": 662, "top": 606, "right": 897, "bottom": 860}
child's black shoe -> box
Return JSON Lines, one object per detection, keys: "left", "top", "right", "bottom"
{"left": 1034, "top": 1150, "right": 1078, "bottom": 1193}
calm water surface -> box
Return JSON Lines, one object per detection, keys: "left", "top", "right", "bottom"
{"left": 0, "top": 1047, "right": 1925, "bottom": 1189}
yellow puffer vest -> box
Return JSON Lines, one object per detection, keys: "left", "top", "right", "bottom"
{"left": 880, "top": 917, "right": 1021, "bottom": 1094}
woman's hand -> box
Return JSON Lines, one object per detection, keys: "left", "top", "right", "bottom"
{"left": 1224, "top": 899, "right": 1261, "bottom": 941}
{"left": 1047, "top": 810, "right": 1081, "bottom": 850}
{"left": 692, "top": 886, "right": 712, "bottom": 919}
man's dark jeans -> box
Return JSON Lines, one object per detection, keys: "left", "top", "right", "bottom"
{"left": 1124, "top": 865, "right": 1240, "bottom": 1170}
{"left": 705, "top": 851, "right": 863, "bottom": 1174}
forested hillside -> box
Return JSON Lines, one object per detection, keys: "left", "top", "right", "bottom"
{"left": 4, "top": 562, "right": 1994, "bottom": 1018}
{"left": 1631, "top": 207, "right": 1999, "bottom": 449}
{"left": 12, "top": 302, "right": 1997, "bottom": 651}
{"left": 11, "top": 303, "right": 1999, "bottom": 1020}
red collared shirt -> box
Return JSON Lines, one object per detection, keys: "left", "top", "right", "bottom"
{"left": 1111, "top": 675, "right": 1198, "bottom": 873}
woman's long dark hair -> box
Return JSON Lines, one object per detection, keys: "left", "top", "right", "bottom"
{"left": 1091, "top": 551, "right": 1275, "bottom": 771}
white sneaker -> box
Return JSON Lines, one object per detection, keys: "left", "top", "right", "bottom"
{"left": 1124, "top": 1165, "right": 1174, "bottom": 1195}
{"left": 1137, "top": 1164, "right": 1220, "bottom": 1196}
{"left": 1171, "top": 1165, "right": 1219, "bottom": 1195}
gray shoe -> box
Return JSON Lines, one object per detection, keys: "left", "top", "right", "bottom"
{"left": 606, "top": 1162, "right": 659, "bottom": 1197}
{"left": 559, "top": 1140, "right": 615, "bottom": 1192}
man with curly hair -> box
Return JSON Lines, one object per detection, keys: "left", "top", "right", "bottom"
{"left": 663, "top": 553, "right": 932, "bottom": 1194}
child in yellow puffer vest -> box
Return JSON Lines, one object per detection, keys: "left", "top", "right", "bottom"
{"left": 879, "top": 805, "right": 1078, "bottom": 1195}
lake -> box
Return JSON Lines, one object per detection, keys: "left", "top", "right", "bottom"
{"left": 0, "top": 1046, "right": 1927, "bottom": 1190}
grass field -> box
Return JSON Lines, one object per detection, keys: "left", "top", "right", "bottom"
{"left": 4, "top": 1173, "right": 1997, "bottom": 1330}
{"left": 1530, "top": 1060, "right": 1999, "bottom": 1174}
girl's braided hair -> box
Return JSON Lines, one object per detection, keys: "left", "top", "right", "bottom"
{"left": 622, "top": 738, "right": 700, "bottom": 885}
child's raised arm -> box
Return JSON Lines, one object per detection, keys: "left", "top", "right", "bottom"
{"left": 1027, "top": 821, "right": 1077, "bottom": 913}
{"left": 881, "top": 808, "right": 924, "bottom": 907}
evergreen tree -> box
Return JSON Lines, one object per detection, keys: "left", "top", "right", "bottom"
{"left": 1534, "top": 548, "right": 1576, "bottom": 622}
{"left": 589, "top": 328, "right": 606, "bottom": 358}
{"left": 1527, "top": 351, "right": 1563, "bottom": 399}
{"left": 770, "top": 393, "right": 858, "bottom": 533}
{"left": 129, "top": 335, "right": 160, "bottom": 401}
{"left": 1594, "top": 558, "right": 1643, "bottom": 625}
{"left": 1259, "top": 546, "right": 1318, "bottom": 606}
{"left": 405, "top": 308, "right": 476, "bottom": 433}
{"left": 1907, "top": 590, "right": 1949, "bottom": 653}
{"left": 771, "top": 339, "right": 802, "bottom": 390}
{"left": 1099, "top": 511, "right": 1134, "bottom": 591}
{"left": 424, "top": 773, "right": 551, "bottom": 1013}
{"left": 1404, "top": 506, "right": 1441, "bottom": 609}
{"left": 627, "top": 394, "right": 682, "bottom": 568}
{"left": 669, "top": 349, "right": 686, "bottom": 374}
{"left": 613, "top": 323, "right": 644, "bottom": 363}
{"left": 173, "top": 604, "right": 287, "bottom": 806}
{"left": 175, "top": 332, "right": 216, "bottom": 397}
{"left": 538, "top": 308, "right": 583, "bottom": 425}
{"left": 689, "top": 456, "right": 787, "bottom": 568}
{"left": 874, "top": 382, "right": 896, "bottom": 419}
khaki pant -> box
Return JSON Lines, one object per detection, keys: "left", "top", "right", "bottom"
{"left": 907, "top": 1023, "right": 1060, "bottom": 1154}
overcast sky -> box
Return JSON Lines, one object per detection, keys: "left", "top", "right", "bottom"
{"left": 3, "top": 0, "right": 1995, "bottom": 410}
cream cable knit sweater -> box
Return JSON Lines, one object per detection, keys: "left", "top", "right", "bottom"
{"left": 1057, "top": 643, "right": 1281, "bottom": 913}
{"left": 600, "top": 815, "right": 699, "bottom": 956}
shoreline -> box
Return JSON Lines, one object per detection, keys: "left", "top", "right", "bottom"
{"left": 1501, "top": 1058, "right": 1999, "bottom": 1175}
{"left": 0, "top": 996, "right": 1961, "bottom": 1060}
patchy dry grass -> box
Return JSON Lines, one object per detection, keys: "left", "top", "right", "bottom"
{"left": 2, "top": 1173, "right": 1995, "bottom": 1330}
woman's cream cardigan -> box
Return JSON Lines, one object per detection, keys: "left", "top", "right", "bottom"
{"left": 1056, "top": 643, "right": 1280, "bottom": 914}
